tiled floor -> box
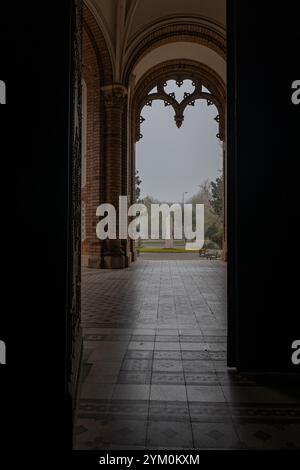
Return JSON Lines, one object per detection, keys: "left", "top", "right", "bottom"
{"left": 75, "top": 256, "right": 300, "bottom": 450}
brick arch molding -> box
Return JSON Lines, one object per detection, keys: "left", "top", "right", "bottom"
{"left": 83, "top": 4, "right": 113, "bottom": 85}
{"left": 123, "top": 22, "right": 226, "bottom": 84}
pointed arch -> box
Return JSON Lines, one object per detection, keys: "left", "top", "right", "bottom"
{"left": 132, "top": 60, "right": 226, "bottom": 142}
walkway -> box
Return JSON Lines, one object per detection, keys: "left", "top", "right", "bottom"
{"left": 75, "top": 256, "right": 300, "bottom": 449}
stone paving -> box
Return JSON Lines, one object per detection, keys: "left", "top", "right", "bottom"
{"left": 75, "top": 256, "right": 300, "bottom": 449}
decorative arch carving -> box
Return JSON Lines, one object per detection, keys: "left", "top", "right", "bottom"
{"left": 132, "top": 60, "right": 226, "bottom": 142}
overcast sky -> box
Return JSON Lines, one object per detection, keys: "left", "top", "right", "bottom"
{"left": 136, "top": 80, "right": 223, "bottom": 203}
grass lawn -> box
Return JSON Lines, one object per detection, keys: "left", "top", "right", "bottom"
{"left": 138, "top": 247, "right": 199, "bottom": 253}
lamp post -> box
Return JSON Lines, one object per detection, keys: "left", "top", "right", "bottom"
{"left": 182, "top": 191, "right": 188, "bottom": 243}
{"left": 182, "top": 191, "right": 188, "bottom": 206}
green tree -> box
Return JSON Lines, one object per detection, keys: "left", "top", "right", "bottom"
{"left": 189, "top": 179, "right": 223, "bottom": 249}
{"left": 210, "top": 174, "right": 224, "bottom": 220}
{"left": 135, "top": 170, "right": 142, "bottom": 202}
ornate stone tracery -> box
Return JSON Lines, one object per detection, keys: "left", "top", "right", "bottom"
{"left": 133, "top": 60, "right": 226, "bottom": 142}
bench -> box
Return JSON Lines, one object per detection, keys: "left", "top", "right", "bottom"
{"left": 205, "top": 250, "right": 219, "bottom": 260}
{"left": 199, "top": 249, "right": 207, "bottom": 258}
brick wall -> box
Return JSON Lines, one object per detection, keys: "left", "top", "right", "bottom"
{"left": 82, "top": 4, "right": 113, "bottom": 268}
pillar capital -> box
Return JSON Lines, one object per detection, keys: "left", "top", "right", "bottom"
{"left": 101, "top": 84, "right": 128, "bottom": 110}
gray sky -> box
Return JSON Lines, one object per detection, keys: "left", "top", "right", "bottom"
{"left": 136, "top": 80, "right": 223, "bottom": 203}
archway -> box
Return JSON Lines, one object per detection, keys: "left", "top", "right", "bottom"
{"left": 77, "top": 0, "right": 229, "bottom": 450}
{"left": 130, "top": 59, "right": 227, "bottom": 259}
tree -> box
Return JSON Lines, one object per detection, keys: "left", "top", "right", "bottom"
{"left": 189, "top": 179, "right": 223, "bottom": 249}
{"left": 135, "top": 170, "right": 142, "bottom": 202}
{"left": 210, "top": 174, "right": 224, "bottom": 220}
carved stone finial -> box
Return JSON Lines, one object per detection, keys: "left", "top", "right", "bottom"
{"left": 175, "top": 113, "right": 184, "bottom": 128}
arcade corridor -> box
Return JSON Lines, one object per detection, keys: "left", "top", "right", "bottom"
{"left": 75, "top": 256, "right": 300, "bottom": 449}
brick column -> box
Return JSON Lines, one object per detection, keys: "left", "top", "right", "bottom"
{"left": 102, "top": 84, "right": 128, "bottom": 269}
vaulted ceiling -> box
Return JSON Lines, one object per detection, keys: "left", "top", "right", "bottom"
{"left": 85, "top": 0, "right": 226, "bottom": 82}
{"left": 129, "top": 0, "right": 226, "bottom": 38}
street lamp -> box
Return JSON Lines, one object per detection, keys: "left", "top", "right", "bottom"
{"left": 182, "top": 191, "right": 188, "bottom": 206}
{"left": 182, "top": 191, "right": 188, "bottom": 243}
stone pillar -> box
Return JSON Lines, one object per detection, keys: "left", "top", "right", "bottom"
{"left": 102, "top": 84, "right": 128, "bottom": 269}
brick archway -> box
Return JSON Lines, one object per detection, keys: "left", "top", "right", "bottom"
{"left": 83, "top": 4, "right": 113, "bottom": 86}
{"left": 123, "top": 22, "right": 226, "bottom": 84}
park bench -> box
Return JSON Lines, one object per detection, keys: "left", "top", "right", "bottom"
{"left": 199, "top": 248, "right": 207, "bottom": 257}
{"left": 205, "top": 250, "right": 219, "bottom": 260}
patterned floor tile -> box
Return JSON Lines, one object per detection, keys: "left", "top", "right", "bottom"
{"left": 124, "top": 350, "right": 153, "bottom": 360}
{"left": 109, "top": 419, "right": 148, "bottom": 447}
{"left": 187, "top": 385, "right": 226, "bottom": 402}
{"left": 182, "top": 351, "right": 210, "bottom": 360}
{"left": 150, "top": 385, "right": 187, "bottom": 401}
{"left": 154, "top": 351, "right": 181, "bottom": 360}
{"left": 235, "top": 423, "right": 300, "bottom": 449}
{"left": 152, "top": 372, "right": 185, "bottom": 385}
{"left": 192, "top": 422, "right": 241, "bottom": 449}
{"left": 121, "top": 359, "right": 152, "bottom": 371}
{"left": 112, "top": 384, "right": 150, "bottom": 401}
{"left": 180, "top": 343, "right": 208, "bottom": 351}
{"left": 189, "top": 402, "right": 232, "bottom": 423}
{"left": 183, "top": 360, "right": 215, "bottom": 373}
{"left": 117, "top": 371, "right": 151, "bottom": 384}
{"left": 149, "top": 400, "right": 190, "bottom": 422}
{"left": 128, "top": 341, "right": 155, "bottom": 350}
{"left": 75, "top": 259, "right": 299, "bottom": 450}
{"left": 153, "top": 360, "right": 183, "bottom": 372}
{"left": 185, "top": 373, "right": 220, "bottom": 385}
{"left": 80, "top": 383, "right": 114, "bottom": 400}
{"left": 222, "top": 386, "right": 300, "bottom": 404}
{"left": 108, "top": 400, "right": 149, "bottom": 420}
{"left": 154, "top": 342, "right": 181, "bottom": 351}
{"left": 229, "top": 403, "right": 300, "bottom": 423}
{"left": 147, "top": 421, "right": 193, "bottom": 448}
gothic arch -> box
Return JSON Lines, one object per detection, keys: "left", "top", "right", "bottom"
{"left": 130, "top": 58, "right": 227, "bottom": 262}
{"left": 132, "top": 59, "right": 226, "bottom": 142}
{"left": 83, "top": 4, "right": 113, "bottom": 85}
{"left": 123, "top": 22, "right": 226, "bottom": 83}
